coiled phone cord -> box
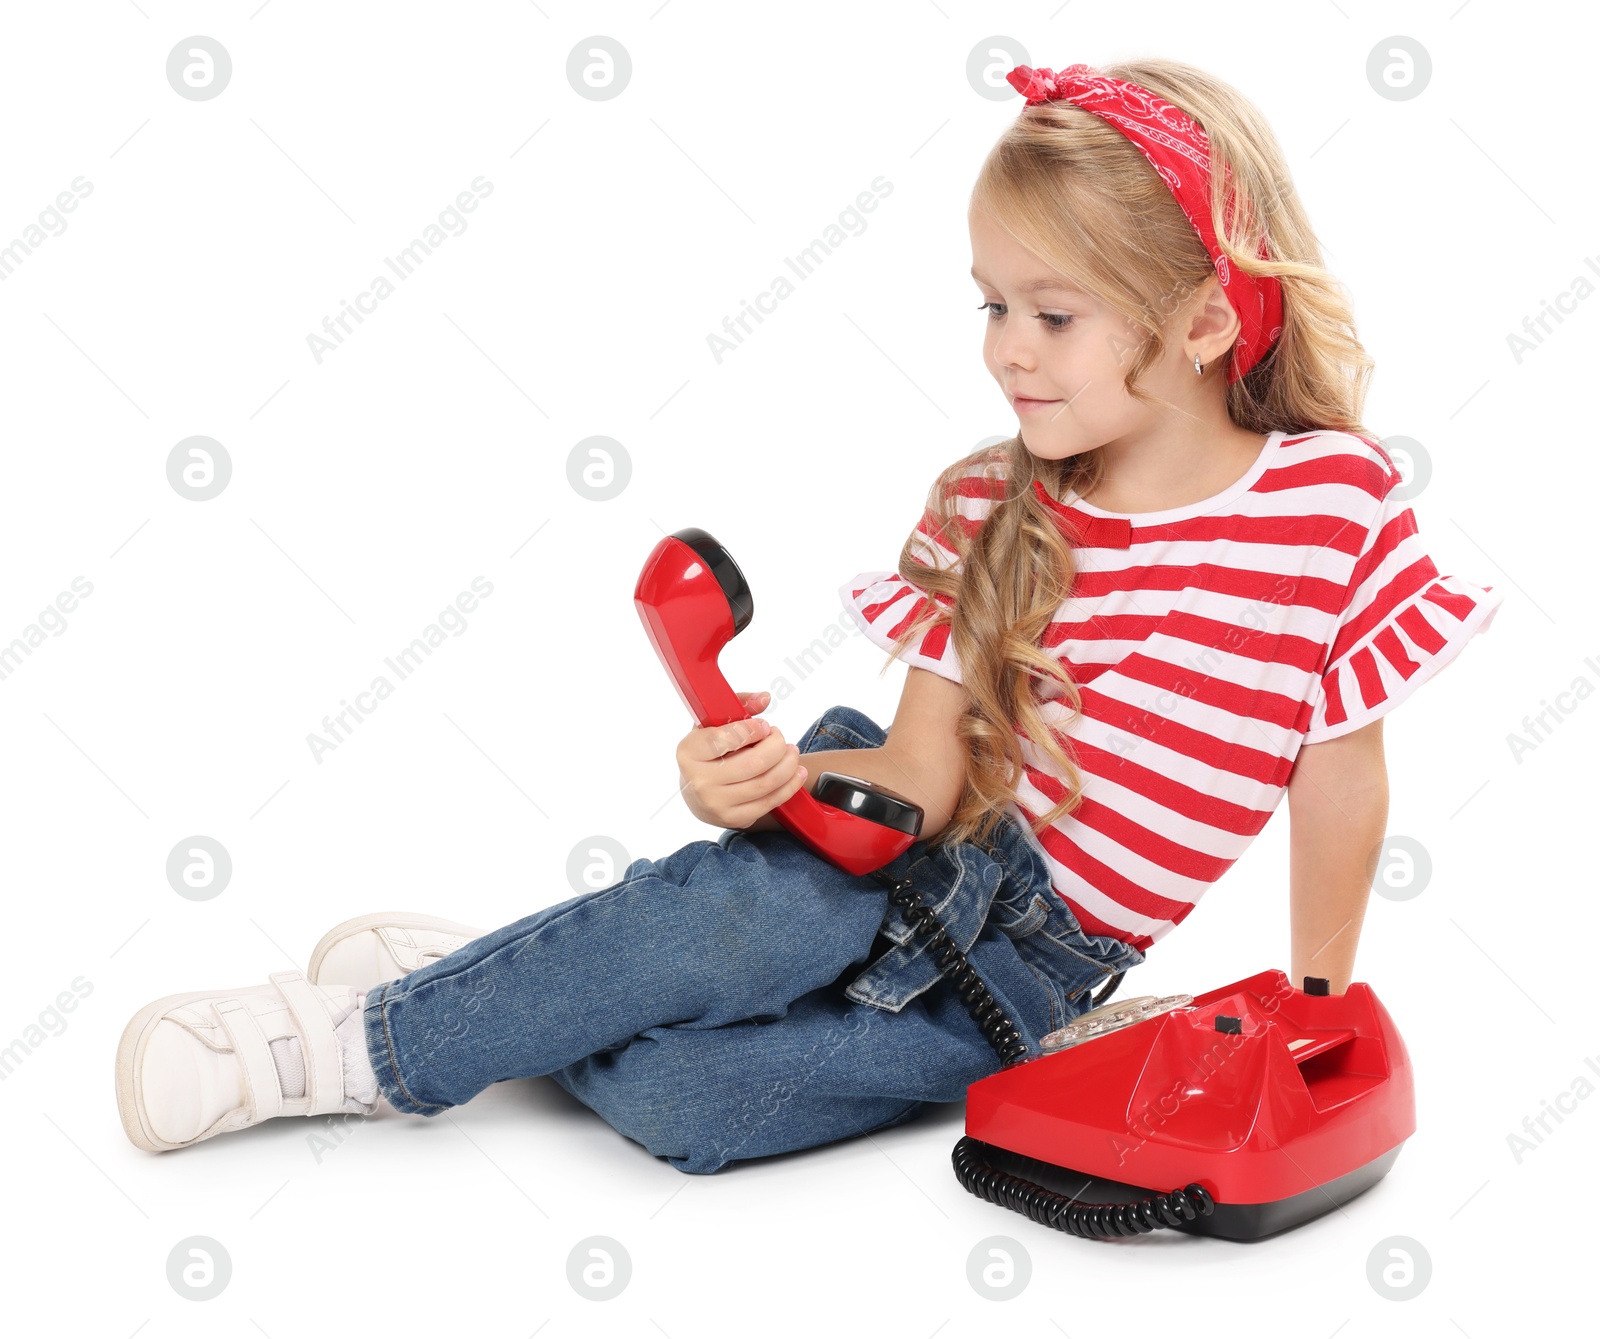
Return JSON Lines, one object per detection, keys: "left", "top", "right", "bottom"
{"left": 867, "top": 869, "right": 1123, "bottom": 1069}
{"left": 868, "top": 867, "right": 1216, "bottom": 1239}
{"left": 950, "top": 1137, "right": 1217, "bottom": 1239}
{"left": 869, "top": 870, "right": 1030, "bottom": 1066}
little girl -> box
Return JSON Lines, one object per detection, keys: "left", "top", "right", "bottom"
{"left": 115, "top": 58, "right": 1502, "bottom": 1174}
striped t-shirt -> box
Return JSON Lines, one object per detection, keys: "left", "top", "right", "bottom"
{"left": 839, "top": 428, "right": 1504, "bottom": 953}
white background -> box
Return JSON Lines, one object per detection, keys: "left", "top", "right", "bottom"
{"left": 0, "top": 1, "right": 1588, "bottom": 1334}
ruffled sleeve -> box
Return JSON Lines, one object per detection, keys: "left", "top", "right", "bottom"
{"left": 839, "top": 566, "right": 964, "bottom": 683}
{"left": 839, "top": 493, "right": 972, "bottom": 683}
{"left": 840, "top": 456, "right": 1011, "bottom": 685}
{"left": 1302, "top": 483, "right": 1504, "bottom": 744}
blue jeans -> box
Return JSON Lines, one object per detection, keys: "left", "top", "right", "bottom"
{"left": 361, "top": 704, "right": 1146, "bottom": 1174}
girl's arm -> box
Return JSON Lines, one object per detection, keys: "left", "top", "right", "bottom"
{"left": 743, "top": 669, "right": 969, "bottom": 841}
{"left": 1285, "top": 718, "right": 1389, "bottom": 994}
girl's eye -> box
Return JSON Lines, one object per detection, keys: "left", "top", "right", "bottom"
{"left": 976, "top": 301, "right": 1074, "bottom": 332}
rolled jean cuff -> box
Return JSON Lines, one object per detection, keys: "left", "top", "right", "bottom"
{"left": 363, "top": 979, "right": 448, "bottom": 1117}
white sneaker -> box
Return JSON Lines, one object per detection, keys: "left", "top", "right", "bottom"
{"left": 307, "top": 912, "right": 486, "bottom": 994}
{"left": 115, "top": 969, "right": 374, "bottom": 1153}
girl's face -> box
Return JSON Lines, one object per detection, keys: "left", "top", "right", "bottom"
{"left": 969, "top": 208, "right": 1201, "bottom": 464}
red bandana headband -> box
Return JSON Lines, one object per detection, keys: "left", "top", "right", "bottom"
{"left": 1005, "top": 63, "right": 1283, "bottom": 384}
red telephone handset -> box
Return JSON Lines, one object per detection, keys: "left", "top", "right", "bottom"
{"left": 634, "top": 527, "right": 921, "bottom": 876}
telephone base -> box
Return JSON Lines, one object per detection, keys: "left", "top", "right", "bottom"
{"left": 963, "top": 1136, "right": 1406, "bottom": 1242}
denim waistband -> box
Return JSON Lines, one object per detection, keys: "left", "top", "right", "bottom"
{"left": 784, "top": 701, "right": 1144, "bottom": 1016}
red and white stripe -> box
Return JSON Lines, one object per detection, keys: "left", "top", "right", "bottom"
{"left": 841, "top": 428, "right": 1503, "bottom": 952}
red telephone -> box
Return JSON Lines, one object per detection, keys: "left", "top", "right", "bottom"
{"left": 636, "top": 526, "right": 1415, "bottom": 1241}
{"left": 956, "top": 969, "right": 1416, "bottom": 1240}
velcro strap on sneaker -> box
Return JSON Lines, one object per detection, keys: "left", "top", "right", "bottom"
{"left": 270, "top": 969, "right": 345, "bottom": 1114}
{"left": 214, "top": 997, "right": 285, "bottom": 1123}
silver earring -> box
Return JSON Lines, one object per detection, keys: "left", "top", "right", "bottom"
{"left": 1193, "top": 354, "right": 1204, "bottom": 376}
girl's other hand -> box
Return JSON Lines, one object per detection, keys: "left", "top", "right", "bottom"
{"left": 675, "top": 689, "right": 808, "bottom": 830}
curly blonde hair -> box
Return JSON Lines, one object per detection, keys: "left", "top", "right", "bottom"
{"left": 883, "top": 57, "right": 1377, "bottom": 851}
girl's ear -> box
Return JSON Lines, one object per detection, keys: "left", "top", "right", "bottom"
{"left": 1182, "top": 276, "right": 1243, "bottom": 364}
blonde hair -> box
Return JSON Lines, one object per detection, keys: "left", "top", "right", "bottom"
{"left": 885, "top": 57, "right": 1376, "bottom": 851}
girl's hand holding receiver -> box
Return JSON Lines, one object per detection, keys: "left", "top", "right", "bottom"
{"left": 677, "top": 689, "right": 808, "bottom": 830}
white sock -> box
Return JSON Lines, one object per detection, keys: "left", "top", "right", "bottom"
{"left": 335, "top": 993, "right": 379, "bottom": 1106}
{"left": 267, "top": 991, "right": 378, "bottom": 1108}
